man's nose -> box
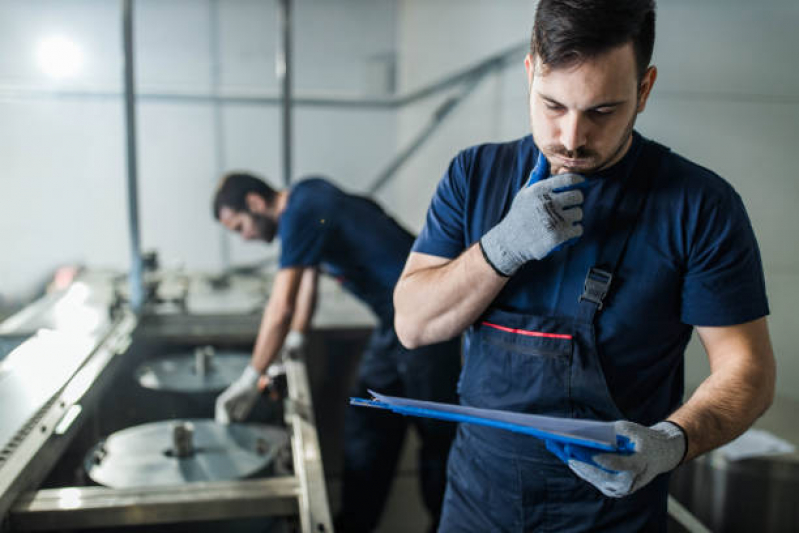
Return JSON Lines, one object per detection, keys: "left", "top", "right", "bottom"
{"left": 559, "top": 112, "right": 588, "bottom": 153}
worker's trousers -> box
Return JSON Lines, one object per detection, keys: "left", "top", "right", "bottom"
{"left": 337, "top": 323, "right": 461, "bottom": 533}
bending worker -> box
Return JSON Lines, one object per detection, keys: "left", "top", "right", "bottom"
{"left": 393, "top": 0, "right": 775, "bottom": 531}
{"left": 212, "top": 173, "right": 460, "bottom": 532}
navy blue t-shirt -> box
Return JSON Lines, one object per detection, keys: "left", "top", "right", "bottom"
{"left": 413, "top": 131, "right": 769, "bottom": 423}
{"left": 279, "top": 178, "right": 414, "bottom": 325}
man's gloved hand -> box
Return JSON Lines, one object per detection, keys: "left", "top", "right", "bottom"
{"left": 480, "top": 169, "right": 585, "bottom": 276}
{"left": 215, "top": 365, "right": 261, "bottom": 424}
{"left": 283, "top": 331, "right": 306, "bottom": 359}
{"left": 547, "top": 421, "right": 687, "bottom": 498}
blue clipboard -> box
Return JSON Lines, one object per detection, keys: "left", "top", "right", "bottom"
{"left": 350, "top": 391, "right": 634, "bottom": 454}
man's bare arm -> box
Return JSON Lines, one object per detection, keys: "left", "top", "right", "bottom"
{"left": 393, "top": 244, "right": 508, "bottom": 348}
{"left": 250, "top": 267, "right": 304, "bottom": 373}
{"left": 289, "top": 268, "right": 318, "bottom": 333}
{"left": 667, "top": 317, "right": 775, "bottom": 461}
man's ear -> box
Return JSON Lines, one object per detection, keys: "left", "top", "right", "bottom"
{"left": 524, "top": 53, "right": 535, "bottom": 89}
{"left": 245, "top": 192, "right": 268, "bottom": 214}
{"left": 637, "top": 65, "right": 658, "bottom": 113}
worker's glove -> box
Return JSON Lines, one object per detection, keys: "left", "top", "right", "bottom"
{"left": 283, "top": 331, "right": 306, "bottom": 359}
{"left": 546, "top": 421, "right": 687, "bottom": 498}
{"left": 215, "top": 365, "right": 261, "bottom": 424}
{"left": 480, "top": 159, "right": 585, "bottom": 276}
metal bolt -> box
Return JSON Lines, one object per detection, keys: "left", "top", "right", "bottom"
{"left": 195, "top": 346, "right": 214, "bottom": 377}
{"left": 172, "top": 421, "right": 195, "bottom": 458}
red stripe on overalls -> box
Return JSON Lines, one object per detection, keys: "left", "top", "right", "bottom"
{"left": 481, "top": 321, "right": 573, "bottom": 340}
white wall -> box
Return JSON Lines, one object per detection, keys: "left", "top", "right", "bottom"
{"left": 394, "top": 0, "right": 799, "bottom": 400}
{"left": 0, "top": 0, "right": 398, "bottom": 302}
{"left": 392, "top": 0, "right": 534, "bottom": 226}
{"left": 2, "top": 0, "right": 796, "bottom": 401}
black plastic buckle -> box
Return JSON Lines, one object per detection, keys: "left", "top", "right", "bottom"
{"left": 578, "top": 267, "right": 613, "bottom": 310}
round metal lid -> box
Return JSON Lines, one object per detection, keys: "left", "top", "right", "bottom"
{"left": 84, "top": 419, "right": 289, "bottom": 488}
{"left": 134, "top": 347, "right": 251, "bottom": 393}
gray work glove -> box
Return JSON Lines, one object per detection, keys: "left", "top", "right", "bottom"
{"left": 547, "top": 421, "right": 687, "bottom": 498}
{"left": 215, "top": 365, "right": 261, "bottom": 424}
{"left": 480, "top": 172, "right": 585, "bottom": 276}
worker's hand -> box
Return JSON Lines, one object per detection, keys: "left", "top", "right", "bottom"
{"left": 546, "top": 421, "right": 686, "bottom": 498}
{"left": 214, "top": 365, "right": 261, "bottom": 424}
{"left": 480, "top": 170, "right": 585, "bottom": 276}
{"left": 283, "top": 331, "right": 306, "bottom": 359}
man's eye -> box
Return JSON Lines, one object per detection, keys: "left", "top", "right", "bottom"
{"left": 591, "top": 107, "right": 614, "bottom": 116}
{"left": 545, "top": 102, "right": 564, "bottom": 112}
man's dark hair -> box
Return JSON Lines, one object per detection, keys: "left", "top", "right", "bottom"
{"left": 213, "top": 172, "right": 277, "bottom": 220}
{"left": 531, "top": 0, "right": 656, "bottom": 80}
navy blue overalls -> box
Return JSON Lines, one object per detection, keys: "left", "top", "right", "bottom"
{"left": 438, "top": 143, "right": 670, "bottom": 532}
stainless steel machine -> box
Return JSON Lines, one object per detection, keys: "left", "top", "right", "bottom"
{"left": 0, "top": 268, "right": 375, "bottom": 532}
{"left": 134, "top": 346, "right": 256, "bottom": 393}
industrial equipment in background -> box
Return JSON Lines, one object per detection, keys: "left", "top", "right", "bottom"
{"left": 0, "top": 259, "right": 376, "bottom": 532}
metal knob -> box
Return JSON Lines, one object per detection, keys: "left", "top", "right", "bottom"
{"left": 194, "top": 346, "right": 215, "bottom": 377}
{"left": 171, "top": 421, "right": 195, "bottom": 458}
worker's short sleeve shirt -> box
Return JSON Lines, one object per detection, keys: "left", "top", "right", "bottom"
{"left": 279, "top": 178, "right": 415, "bottom": 323}
{"left": 412, "top": 132, "right": 769, "bottom": 422}
{"left": 278, "top": 178, "right": 336, "bottom": 269}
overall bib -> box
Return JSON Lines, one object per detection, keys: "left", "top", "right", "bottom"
{"left": 439, "top": 143, "right": 670, "bottom": 532}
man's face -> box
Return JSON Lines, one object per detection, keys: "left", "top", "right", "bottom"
{"left": 526, "top": 42, "right": 656, "bottom": 175}
{"left": 218, "top": 206, "right": 277, "bottom": 243}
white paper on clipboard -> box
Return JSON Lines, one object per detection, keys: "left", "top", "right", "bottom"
{"left": 368, "top": 390, "right": 618, "bottom": 449}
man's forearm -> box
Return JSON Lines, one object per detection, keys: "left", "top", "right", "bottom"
{"left": 289, "top": 268, "right": 317, "bottom": 333}
{"left": 668, "top": 364, "right": 774, "bottom": 461}
{"left": 250, "top": 268, "right": 304, "bottom": 373}
{"left": 394, "top": 244, "right": 508, "bottom": 348}
{"left": 251, "top": 305, "right": 293, "bottom": 373}
{"left": 668, "top": 319, "right": 775, "bottom": 462}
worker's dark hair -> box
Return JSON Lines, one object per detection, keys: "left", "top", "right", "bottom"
{"left": 213, "top": 172, "right": 277, "bottom": 220}
{"left": 531, "top": 0, "right": 656, "bottom": 81}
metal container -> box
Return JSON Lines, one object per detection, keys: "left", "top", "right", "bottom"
{"left": 669, "top": 395, "right": 799, "bottom": 532}
{"left": 84, "top": 419, "right": 289, "bottom": 488}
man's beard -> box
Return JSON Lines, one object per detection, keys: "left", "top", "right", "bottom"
{"left": 543, "top": 112, "right": 636, "bottom": 175}
{"left": 252, "top": 213, "right": 277, "bottom": 243}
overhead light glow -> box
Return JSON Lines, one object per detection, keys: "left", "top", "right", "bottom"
{"left": 36, "top": 35, "right": 84, "bottom": 79}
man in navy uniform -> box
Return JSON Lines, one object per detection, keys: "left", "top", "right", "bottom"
{"left": 393, "top": 1, "right": 775, "bottom": 530}
{"left": 212, "top": 173, "right": 460, "bottom": 532}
